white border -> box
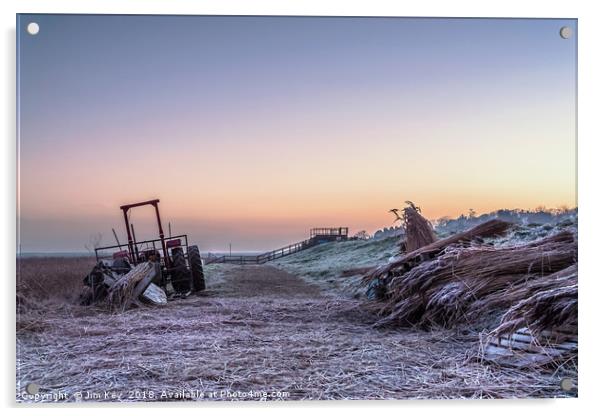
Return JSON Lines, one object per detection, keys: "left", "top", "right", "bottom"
{"left": 2, "top": 1, "right": 600, "bottom": 415}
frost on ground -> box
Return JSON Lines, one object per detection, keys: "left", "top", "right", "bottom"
{"left": 491, "top": 218, "right": 577, "bottom": 247}
{"left": 271, "top": 236, "right": 398, "bottom": 298}
{"left": 17, "top": 261, "right": 574, "bottom": 402}
{"left": 272, "top": 216, "right": 578, "bottom": 299}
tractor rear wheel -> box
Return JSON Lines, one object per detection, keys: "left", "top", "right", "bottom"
{"left": 170, "top": 247, "right": 192, "bottom": 293}
{"left": 188, "top": 245, "right": 206, "bottom": 291}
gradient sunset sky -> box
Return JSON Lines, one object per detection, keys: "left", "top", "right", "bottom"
{"left": 17, "top": 15, "right": 577, "bottom": 252}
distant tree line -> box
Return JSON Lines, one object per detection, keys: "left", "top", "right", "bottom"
{"left": 433, "top": 206, "right": 577, "bottom": 235}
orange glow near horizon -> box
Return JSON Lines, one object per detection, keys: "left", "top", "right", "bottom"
{"left": 19, "top": 105, "right": 576, "bottom": 224}
{"left": 17, "top": 99, "right": 577, "bottom": 251}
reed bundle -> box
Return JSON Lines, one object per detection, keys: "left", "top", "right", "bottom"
{"left": 363, "top": 219, "right": 513, "bottom": 285}
{"left": 373, "top": 232, "right": 577, "bottom": 328}
{"left": 490, "top": 264, "right": 577, "bottom": 337}
{"left": 401, "top": 206, "right": 437, "bottom": 252}
{"left": 106, "top": 262, "right": 154, "bottom": 311}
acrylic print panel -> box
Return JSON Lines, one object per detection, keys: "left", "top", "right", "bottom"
{"left": 16, "top": 14, "right": 577, "bottom": 402}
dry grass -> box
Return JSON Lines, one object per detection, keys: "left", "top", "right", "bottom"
{"left": 16, "top": 296, "right": 576, "bottom": 402}
{"left": 16, "top": 257, "right": 96, "bottom": 333}
{"left": 17, "top": 256, "right": 95, "bottom": 303}
{"left": 18, "top": 297, "right": 566, "bottom": 400}
{"left": 16, "top": 260, "right": 576, "bottom": 402}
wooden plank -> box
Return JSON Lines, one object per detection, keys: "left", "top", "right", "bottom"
{"left": 540, "top": 327, "right": 578, "bottom": 338}
{"left": 486, "top": 325, "right": 578, "bottom": 369}
{"left": 494, "top": 338, "right": 567, "bottom": 355}
{"left": 142, "top": 282, "right": 167, "bottom": 305}
{"left": 512, "top": 327, "right": 578, "bottom": 348}
{"left": 484, "top": 344, "right": 514, "bottom": 357}
{"left": 129, "top": 263, "right": 161, "bottom": 308}
{"left": 484, "top": 344, "right": 566, "bottom": 368}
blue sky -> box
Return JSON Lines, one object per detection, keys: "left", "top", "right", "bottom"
{"left": 17, "top": 15, "right": 577, "bottom": 251}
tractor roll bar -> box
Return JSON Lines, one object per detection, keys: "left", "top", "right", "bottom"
{"left": 120, "top": 199, "right": 170, "bottom": 267}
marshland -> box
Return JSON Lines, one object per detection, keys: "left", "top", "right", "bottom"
{"left": 16, "top": 207, "right": 578, "bottom": 402}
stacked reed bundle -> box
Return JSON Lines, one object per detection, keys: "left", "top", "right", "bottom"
{"left": 363, "top": 219, "right": 513, "bottom": 286}
{"left": 372, "top": 231, "right": 577, "bottom": 328}
{"left": 400, "top": 204, "right": 437, "bottom": 252}
{"left": 490, "top": 264, "right": 577, "bottom": 337}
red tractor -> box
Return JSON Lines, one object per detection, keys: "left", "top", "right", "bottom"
{"left": 94, "top": 199, "right": 205, "bottom": 294}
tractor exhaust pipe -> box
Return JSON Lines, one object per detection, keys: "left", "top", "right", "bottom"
{"left": 112, "top": 228, "right": 121, "bottom": 247}
{"left": 131, "top": 223, "right": 139, "bottom": 263}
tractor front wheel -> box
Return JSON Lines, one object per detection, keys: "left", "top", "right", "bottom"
{"left": 188, "top": 245, "right": 206, "bottom": 291}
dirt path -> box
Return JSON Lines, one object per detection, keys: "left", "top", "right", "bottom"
{"left": 17, "top": 263, "right": 571, "bottom": 402}
{"left": 210, "top": 264, "right": 324, "bottom": 298}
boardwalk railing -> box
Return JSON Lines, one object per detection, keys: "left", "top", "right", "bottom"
{"left": 205, "top": 238, "right": 318, "bottom": 265}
